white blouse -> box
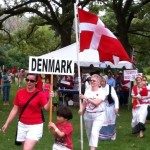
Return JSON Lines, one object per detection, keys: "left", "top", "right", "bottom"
{"left": 84, "top": 87, "right": 107, "bottom": 112}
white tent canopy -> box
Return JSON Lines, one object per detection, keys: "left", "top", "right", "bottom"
{"left": 41, "top": 43, "right": 133, "bottom": 69}
{"left": 41, "top": 43, "right": 100, "bottom": 67}
{"left": 100, "top": 61, "right": 133, "bottom": 69}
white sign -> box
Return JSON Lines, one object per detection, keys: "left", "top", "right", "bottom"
{"left": 124, "top": 69, "right": 138, "bottom": 81}
{"left": 29, "top": 56, "right": 74, "bottom": 75}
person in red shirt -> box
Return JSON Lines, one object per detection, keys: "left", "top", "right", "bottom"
{"left": 48, "top": 106, "right": 73, "bottom": 150}
{"left": 1, "top": 73, "right": 50, "bottom": 150}
{"left": 43, "top": 78, "right": 51, "bottom": 100}
{"left": 36, "top": 74, "right": 43, "bottom": 91}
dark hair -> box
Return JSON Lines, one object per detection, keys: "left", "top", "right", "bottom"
{"left": 57, "top": 106, "right": 73, "bottom": 120}
{"left": 26, "top": 73, "right": 38, "bottom": 81}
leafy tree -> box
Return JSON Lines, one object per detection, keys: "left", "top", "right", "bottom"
{"left": 1, "top": 25, "right": 60, "bottom": 68}
{"left": 0, "top": 48, "right": 6, "bottom": 66}
{"left": 0, "top": 0, "right": 75, "bottom": 47}
{"left": 11, "top": 25, "right": 60, "bottom": 56}
{"left": 88, "top": 1, "right": 150, "bottom": 67}
{"left": 0, "top": 0, "right": 149, "bottom": 67}
{"left": 129, "top": 3, "right": 150, "bottom": 68}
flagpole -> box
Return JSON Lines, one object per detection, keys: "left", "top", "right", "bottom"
{"left": 49, "top": 75, "right": 53, "bottom": 122}
{"left": 74, "top": 1, "right": 84, "bottom": 150}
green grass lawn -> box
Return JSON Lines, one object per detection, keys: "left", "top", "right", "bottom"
{"left": 0, "top": 83, "right": 150, "bottom": 150}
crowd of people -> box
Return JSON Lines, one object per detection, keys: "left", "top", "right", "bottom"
{"left": 0, "top": 69, "right": 150, "bottom": 150}
{"left": 0, "top": 67, "right": 26, "bottom": 107}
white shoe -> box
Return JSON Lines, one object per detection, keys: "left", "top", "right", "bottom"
{"left": 111, "top": 133, "right": 116, "bottom": 141}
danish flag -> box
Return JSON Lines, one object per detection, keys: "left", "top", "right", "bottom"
{"left": 78, "top": 8, "right": 130, "bottom": 63}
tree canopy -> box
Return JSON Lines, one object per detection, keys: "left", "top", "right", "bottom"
{"left": 0, "top": 0, "right": 150, "bottom": 69}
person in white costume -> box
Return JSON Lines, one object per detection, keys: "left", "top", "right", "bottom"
{"left": 131, "top": 75, "right": 150, "bottom": 138}
{"left": 78, "top": 74, "right": 107, "bottom": 150}
{"left": 99, "top": 75, "right": 119, "bottom": 140}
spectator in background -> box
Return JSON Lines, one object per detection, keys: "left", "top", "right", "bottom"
{"left": 36, "top": 74, "right": 43, "bottom": 91}
{"left": 85, "top": 74, "right": 91, "bottom": 90}
{"left": 1, "top": 69, "right": 11, "bottom": 105}
{"left": 115, "top": 71, "right": 122, "bottom": 100}
{"left": 119, "top": 72, "right": 130, "bottom": 106}
{"left": 0, "top": 68, "right": 2, "bottom": 91}
{"left": 73, "top": 71, "right": 79, "bottom": 90}
{"left": 11, "top": 66, "right": 17, "bottom": 83}
{"left": 59, "top": 75, "right": 74, "bottom": 106}
{"left": 81, "top": 73, "right": 91, "bottom": 94}
{"left": 17, "top": 69, "right": 25, "bottom": 88}
{"left": 60, "top": 75, "right": 74, "bottom": 89}
{"left": 43, "top": 78, "right": 51, "bottom": 101}
{"left": 107, "top": 71, "right": 116, "bottom": 88}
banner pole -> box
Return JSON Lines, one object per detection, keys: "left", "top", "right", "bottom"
{"left": 74, "top": 2, "right": 84, "bottom": 150}
{"left": 49, "top": 75, "right": 53, "bottom": 122}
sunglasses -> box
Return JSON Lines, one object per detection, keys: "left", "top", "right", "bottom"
{"left": 25, "top": 78, "right": 36, "bottom": 83}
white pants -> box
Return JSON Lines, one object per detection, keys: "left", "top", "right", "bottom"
{"left": 17, "top": 121, "right": 43, "bottom": 141}
{"left": 52, "top": 143, "right": 71, "bottom": 150}
{"left": 84, "top": 111, "right": 106, "bottom": 147}
{"left": 131, "top": 104, "right": 148, "bottom": 127}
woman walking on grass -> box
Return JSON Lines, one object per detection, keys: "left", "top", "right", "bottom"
{"left": 99, "top": 75, "right": 119, "bottom": 141}
{"left": 1, "top": 73, "right": 50, "bottom": 150}
{"left": 78, "top": 74, "right": 107, "bottom": 150}
{"left": 131, "top": 75, "right": 150, "bottom": 138}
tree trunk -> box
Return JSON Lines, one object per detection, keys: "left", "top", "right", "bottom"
{"left": 60, "top": 27, "right": 72, "bottom": 47}
{"left": 117, "top": 24, "right": 132, "bottom": 57}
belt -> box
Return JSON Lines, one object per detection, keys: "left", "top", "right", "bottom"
{"left": 86, "top": 111, "right": 103, "bottom": 113}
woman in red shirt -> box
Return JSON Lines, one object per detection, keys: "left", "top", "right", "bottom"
{"left": 1, "top": 73, "right": 50, "bottom": 150}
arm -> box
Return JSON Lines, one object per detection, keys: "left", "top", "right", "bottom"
{"left": 43, "top": 91, "right": 54, "bottom": 111}
{"left": 141, "top": 92, "right": 150, "bottom": 100}
{"left": 80, "top": 90, "right": 104, "bottom": 107}
{"left": 1, "top": 105, "right": 19, "bottom": 133}
{"left": 87, "top": 98, "right": 102, "bottom": 106}
{"left": 48, "top": 122, "right": 65, "bottom": 138}
{"left": 78, "top": 94, "right": 87, "bottom": 115}
{"left": 111, "top": 87, "right": 119, "bottom": 113}
{"left": 43, "top": 100, "right": 50, "bottom": 111}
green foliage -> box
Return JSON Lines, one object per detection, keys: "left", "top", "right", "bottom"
{"left": 7, "top": 48, "right": 28, "bottom": 68}
{"left": 129, "top": 4, "right": 150, "bottom": 68}
{"left": 0, "top": 49, "right": 6, "bottom": 66}
{"left": 1, "top": 25, "right": 60, "bottom": 68}
{"left": 144, "top": 67, "right": 150, "bottom": 75}
{"left": 25, "top": 26, "right": 60, "bottom": 56}
{"left": 0, "top": 0, "right": 149, "bottom": 70}
{"left": 101, "top": 11, "right": 117, "bottom": 33}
